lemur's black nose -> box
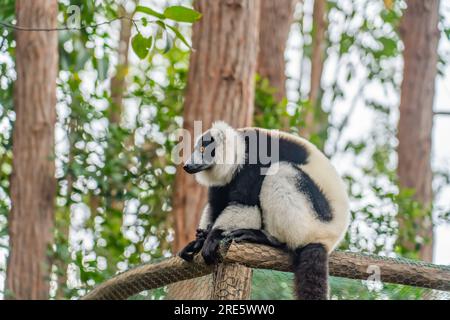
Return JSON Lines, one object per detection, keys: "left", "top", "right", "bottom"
{"left": 183, "top": 163, "right": 212, "bottom": 174}
{"left": 183, "top": 163, "right": 197, "bottom": 174}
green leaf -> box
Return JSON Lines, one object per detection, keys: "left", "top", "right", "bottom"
{"left": 378, "top": 37, "right": 397, "bottom": 57}
{"left": 135, "top": 6, "right": 165, "bottom": 20}
{"left": 163, "top": 6, "right": 202, "bottom": 23}
{"left": 166, "top": 24, "right": 191, "bottom": 48}
{"left": 131, "top": 34, "right": 153, "bottom": 59}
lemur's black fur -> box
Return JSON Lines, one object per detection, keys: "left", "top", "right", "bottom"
{"left": 179, "top": 227, "right": 210, "bottom": 262}
{"left": 292, "top": 243, "right": 329, "bottom": 300}
{"left": 180, "top": 128, "right": 332, "bottom": 300}
{"left": 294, "top": 167, "right": 333, "bottom": 222}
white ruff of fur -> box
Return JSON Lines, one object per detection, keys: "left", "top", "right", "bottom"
{"left": 195, "top": 121, "right": 246, "bottom": 187}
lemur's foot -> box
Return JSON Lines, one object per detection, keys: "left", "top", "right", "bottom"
{"left": 225, "top": 229, "right": 286, "bottom": 249}
{"left": 201, "top": 229, "right": 225, "bottom": 265}
{"left": 178, "top": 228, "right": 209, "bottom": 262}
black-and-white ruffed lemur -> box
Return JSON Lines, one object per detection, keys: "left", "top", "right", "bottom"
{"left": 179, "top": 121, "right": 350, "bottom": 300}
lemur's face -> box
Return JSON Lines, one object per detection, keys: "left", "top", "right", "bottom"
{"left": 183, "top": 131, "right": 217, "bottom": 174}
{"left": 182, "top": 121, "right": 245, "bottom": 187}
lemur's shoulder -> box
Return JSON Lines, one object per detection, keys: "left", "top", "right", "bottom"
{"left": 237, "top": 127, "right": 326, "bottom": 164}
{"left": 238, "top": 127, "right": 321, "bottom": 151}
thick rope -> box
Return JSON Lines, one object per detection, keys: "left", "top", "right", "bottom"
{"left": 83, "top": 242, "right": 450, "bottom": 300}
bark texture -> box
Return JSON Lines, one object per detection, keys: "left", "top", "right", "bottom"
{"left": 211, "top": 263, "right": 252, "bottom": 299}
{"left": 7, "top": 0, "right": 58, "bottom": 299}
{"left": 303, "top": 0, "right": 328, "bottom": 139}
{"left": 172, "top": 0, "right": 260, "bottom": 252}
{"left": 397, "top": 0, "right": 440, "bottom": 262}
{"left": 257, "top": 0, "right": 298, "bottom": 101}
{"left": 109, "top": 5, "right": 133, "bottom": 125}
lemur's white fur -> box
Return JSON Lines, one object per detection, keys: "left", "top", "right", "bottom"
{"left": 195, "top": 121, "right": 246, "bottom": 187}
{"left": 213, "top": 205, "right": 261, "bottom": 231}
{"left": 195, "top": 124, "right": 350, "bottom": 253}
{"left": 260, "top": 163, "right": 348, "bottom": 252}
{"left": 198, "top": 204, "right": 211, "bottom": 230}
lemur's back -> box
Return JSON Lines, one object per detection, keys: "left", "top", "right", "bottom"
{"left": 238, "top": 127, "right": 349, "bottom": 200}
{"left": 238, "top": 127, "right": 350, "bottom": 251}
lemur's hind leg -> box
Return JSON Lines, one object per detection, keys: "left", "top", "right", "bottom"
{"left": 202, "top": 205, "right": 262, "bottom": 265}
{"left": 225, "top": 229, "right": 286, "bottom": 249}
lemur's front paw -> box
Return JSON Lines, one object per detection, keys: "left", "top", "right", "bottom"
{"left": 179, "top": 229, "right": 208, "bottom": 262}
{"left": 196, "top": 228, "right": 209, "bottom": 239}
{"left": 179, "top": 240, "right": 199, "bottom": 262}
{"left": 201, "top": 229, "right": 224, "bottom": 265}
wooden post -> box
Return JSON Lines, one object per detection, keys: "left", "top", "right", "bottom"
{"left": 211, "top": 264, "right": 252, "bottom": 300}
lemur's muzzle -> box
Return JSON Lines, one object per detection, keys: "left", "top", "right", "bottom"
{"left": 183, "top": 163, "right": 212, "bottom": 174}
{"left": 183, "top": 155, "right": 213, "bottom": 174}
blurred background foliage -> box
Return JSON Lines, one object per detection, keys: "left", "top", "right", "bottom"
{"left": 0, "top": 0, "right": 449, "bottom": 299}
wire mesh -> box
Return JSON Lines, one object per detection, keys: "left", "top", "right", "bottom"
{"left": 82, "top": 242, "right": 450, "bottom": 300}
{"left": 127, "top": 271, "right": 450, "bottom": 300}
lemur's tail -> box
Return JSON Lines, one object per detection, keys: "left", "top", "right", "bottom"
{"left": 292, "top": 243, "right": 329, "bottom": 300}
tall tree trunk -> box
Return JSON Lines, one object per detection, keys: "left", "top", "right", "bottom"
{"left": 6, "top": 0, "right": 58, "bottom": 299}
{"left": 109, "top": 5, "right": 133, "bottom": 125}
{"left": 397, "top": 0, "right": 440, "bottom": 262}
{"left": 107, "top": 4, "right": 133, "bottom": 212}
{"left": 170, "top": 0, "right": 260, "bottom": 299}
{"left": 172, "top": 0, "right": 260, "bottom": 252}
{"left": 257, "top": 0, "right": 298, "bottom": 102}
{"left": 303, "top": 0, "right": 327, "bottom": 139}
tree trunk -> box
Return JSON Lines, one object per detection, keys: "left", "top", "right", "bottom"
{"left": 257, "top": 0, "right": 298, "bottom": 102}
{"left": 107, "top": 4, "right": 133, "bottom": 213}
{"left": 170, "top": 0, "right": 260, "bottom": 300}
{"left": 109, "top": 5, "right": 133, "bottom": 125}
{"left": 6, "top": 0, "right": 58, "bottom": 299}
{"left": 172, "top": 0, "right": 260, "bottom": 252}
{"left": 397, "top": 0, "right": 440, "bottom": 262}
{"left": 303, "top": 0, "right": 327, "bottom": 139}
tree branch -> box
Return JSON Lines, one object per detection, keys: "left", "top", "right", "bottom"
{"left": 0, "top": 17, "right": 141, "bottom": 32}
{"left": 83, "top": 242, "right": 450, "bottom": 299}
{"left": 434, "top": 111, "right": 450, "bottom": 116}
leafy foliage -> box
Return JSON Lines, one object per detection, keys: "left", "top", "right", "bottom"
{"left": 133, "top": 4, "right": 201, "bottom": 56}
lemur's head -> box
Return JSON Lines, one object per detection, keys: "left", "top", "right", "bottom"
{"left": 183, "top": 121, "right": 246, "bottom": 187}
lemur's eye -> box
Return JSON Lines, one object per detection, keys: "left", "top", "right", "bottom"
{"left": 200, "top": 146, "right": 205, "bottom": 153}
